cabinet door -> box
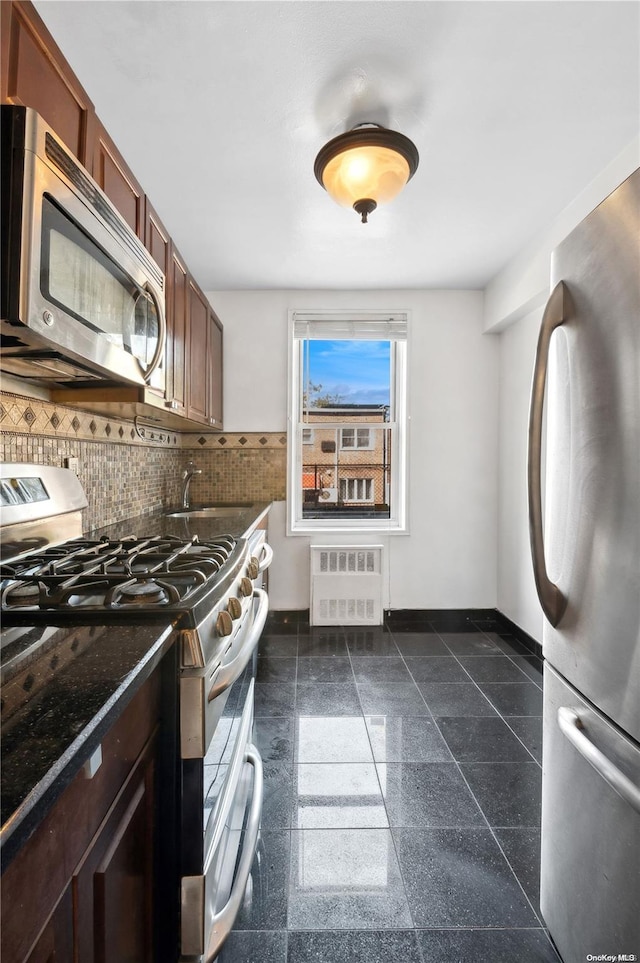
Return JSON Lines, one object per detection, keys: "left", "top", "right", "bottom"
{"left": 1, "top": 1, "right": 95, "bottom": 165}
{"left": 145, "top": 202, "right": 171, "bottom": 398}
{"left": 91, "top": 121, "right": 145, "bottom": 240}
{"left": 167, "top": 248, "right": 188, "bottom": 415}
{"left": 24, "top": 887, "right": 73, "bottom": 963}
{"left": 208, "top": 310, "right": 223, "bottom": 429}
{"left": 73, "top": 735, "right": 157, "bottom": 963}
{"left": 187, "top": 280, "right": 210, "bottom": 424}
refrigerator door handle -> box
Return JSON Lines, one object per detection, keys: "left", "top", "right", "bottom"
{"left": 558, "top": 706, "right": 640, "bottom": 813}
{"left": 527, "top": 280, "right": 571, "bottom": 626}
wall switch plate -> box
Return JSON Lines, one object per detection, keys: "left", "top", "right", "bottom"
{"left": 64, "top": 457, "right": 79, "bottom": 473}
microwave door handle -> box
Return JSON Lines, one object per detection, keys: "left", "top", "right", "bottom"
{"left": 139, "top": 285, "right": 166, "bottom": 380}
{"left": 527, "top": 280, "right": 571, "bottom": 627}
{"left": 207, "top": 589, "right": 268, "bottom": 702}
{"left": 557, "top": 708, "right": 640, "bottom": 813}
{"left": 205, "top": 745, "right": 263, "bottom": 962}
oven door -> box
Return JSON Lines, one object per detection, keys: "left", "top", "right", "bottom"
{"left": 180, "top": 591, "right": 268, "bottom": 961}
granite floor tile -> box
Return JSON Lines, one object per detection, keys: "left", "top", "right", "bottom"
{"left": 364, "top": 715, "right": 453, "bottom": 763}
{"left": 288, "top": 828, "right": 413, "bottom": 930}
{"left": 295, "top": 683, "right": 361, "bottom": 716}
{"left": 297, "top": 634, "right": 349, "bottom": 658}
{"left": 391, "top": 632, "right": 451, "bottom": 657}
{"left": 404, "top": 656, "right": 471, "bottom": 683}
{"left": 494, "top": 826, "right": 543, "bottom": 914}
{"left": 393, "top": 826, "right": 538, "bottom": 927}
{"left": 257, "top": 656, "right": 298, "bottom": 682}
{"left": 378, "top": 762, "right": 485, "bottom": 827}
{"left": 292, "top": 763, "right": 388, "bottom": 829}
{"left": 296, "top": 657, "right": 353, "bottom": 683}
{"left": 217, "top": 930, "right": 287, "bottom": 963}
{"left": 479, "top": 682, "right": 543, "bottom": 716}
{"left": 253, "top": 717, "right": 295, "bottom": 762}
{"left": 417, "top": 683, "right": 497, "bottom": 717}
{"left": 345, "top": 629, "right": 400, "bottom": 657}
{"left": 436, "top": 717, "right": 533, "bottom": 762}
{"left": 350, "top": 657, "right": 413, "bottom": 683}
{"left": 439, "top": 633, "right": 503, "bottom": 656}
{"left": 417, "top": 928, "right": 561, "bottom": 962}
{"left": 482, "top": 631, "right": 533, "bottom": 656}
{"left": 507, "top": 716, "right": 543, "bottom": 763}
{"left": 460, "top": 762, "right": 542, "bottom": 827}
{"left": 287, "top": 929, "right": 423, "bottom": 963}
{"left": 458, "top": 655, "right": 531, "bottom": 683}
{"left": 234, "top": 830, "right": 291, "bottom": 931}
{"left": 357, "top": 681, "right": 429, "bottom": 716}
{"left": 262, "top": 761, "right": 293, "bottom": 828}
{"left": 295, "top": 716, "right": 374, "bottom": 763}
{"left": 258, "top": 635, "right": 298, "bottom": 657}
{"left": 511, "top": 654, "right": 545, "bottom": 687}
{"left": 255, "top": 682, "right": 296, "bottom": 717}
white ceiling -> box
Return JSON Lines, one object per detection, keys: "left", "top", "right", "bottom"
{"left": 34, "top": 1, "right": 639, "bottom": 291}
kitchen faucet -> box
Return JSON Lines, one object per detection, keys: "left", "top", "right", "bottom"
{"left": 182, "top": 462, "right": 202, "bottom": 509}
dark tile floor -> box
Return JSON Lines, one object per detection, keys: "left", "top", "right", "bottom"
{"left": 218, "top": 615, "right": 561, "bottom": 963}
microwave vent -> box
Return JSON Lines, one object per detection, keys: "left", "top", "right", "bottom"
{"left": 44, "top": 134, "right": 164, "bottom": 292}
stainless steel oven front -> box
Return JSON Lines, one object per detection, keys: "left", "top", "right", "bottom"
{"left": 179, "top": 581, "right": 269, "bottom": 962}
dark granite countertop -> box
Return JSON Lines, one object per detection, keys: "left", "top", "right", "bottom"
{"left": 1, "top": 620, "right": 175, "bottom": 868}
{"left": 87, "top": 502, "right": 271, "bottom": 543}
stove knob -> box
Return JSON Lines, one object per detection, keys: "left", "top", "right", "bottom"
{"left": 227, "top": 596, "right": 242, "bottom": 620}
{"left": 247, "top": 557, "right": 259, "bottom": 580}
{"left": 240, "top": 577, "right": 253, "bottom": 597}
{"left": 216, "top": 610, "right": 233, "bottom": 637}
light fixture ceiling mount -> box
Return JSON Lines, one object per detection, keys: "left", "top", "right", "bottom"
{"left": 314, "top": 123, "right": 419, "bottom": 223}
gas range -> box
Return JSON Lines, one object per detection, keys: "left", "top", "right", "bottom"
{"left": 0, "top": 465, "right": 265, "bottom": 672}
{"left": 1, "top": 532, "right": 248, "bottom": 627}
{"left": 1, "top": 464, "right": 272, "bottom": 960}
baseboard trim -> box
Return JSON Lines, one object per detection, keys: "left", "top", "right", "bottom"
{"left": 267, "top": 607, "right": 543, "bottom": 660}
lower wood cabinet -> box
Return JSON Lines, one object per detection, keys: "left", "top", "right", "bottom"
{"left": 1, "top": 653, "right": 178, "bottom": 963}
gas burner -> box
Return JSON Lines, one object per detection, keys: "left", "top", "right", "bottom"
{"left": 4, "top": 581, "right": 42, "bottom": 604}
{"left": 117, "top": 580, "right": 168, "bottom": 605}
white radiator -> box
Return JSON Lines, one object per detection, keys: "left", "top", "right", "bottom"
{"left": 310, "top": 545, "right": 384, "bottom": 626}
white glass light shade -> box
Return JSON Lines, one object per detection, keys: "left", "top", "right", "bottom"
{"left": 314, "top": 125, "right": 419, "bottom": 222}
{"left": 321, "top": 145, "right": 411, "bottom": 208}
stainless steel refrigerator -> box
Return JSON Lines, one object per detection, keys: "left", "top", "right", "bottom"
{"left": 528, "top": 168, "right": 640, "bottom": 963}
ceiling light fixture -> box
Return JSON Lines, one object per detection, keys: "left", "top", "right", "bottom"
{"left": 314, "top": 123, "right": 419, "bottom": 223}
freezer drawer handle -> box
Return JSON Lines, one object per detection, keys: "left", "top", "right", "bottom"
{"left": 558, "top": 707, "right": 640, "bottom": 813}
{"left": 205, "top": 745, "right": 264, "bottom": 961}
{"left": 527, "top": 280, "right": 571, "bottom": 626}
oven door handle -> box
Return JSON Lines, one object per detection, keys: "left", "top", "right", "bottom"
{"left": 206, "top": 745, "right": 264, "bottom": 962}
{"left": 257, "top": 542, "right": 273, "bottom": 573}
{"left": 207, "top": 589, "right": 268, "bottom": 702}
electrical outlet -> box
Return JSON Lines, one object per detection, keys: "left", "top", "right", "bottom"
{"left": 64, "top": 457, "right": 79, "bottom": 474}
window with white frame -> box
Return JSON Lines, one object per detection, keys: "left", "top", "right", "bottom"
{"left": 287, "top": 312, "right": 408, "bottom": 532}
{"left": 339, "top": 477, "right": 374, "bottom": 502}
{"left": 340, "top": 428, "right": 372, "bottom": 450}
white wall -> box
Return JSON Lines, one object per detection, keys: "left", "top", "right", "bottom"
{"left": 496, "top": 306, "right": 544, "bottom": 642}
{"left": 208, "top": 289, "right": 499, "bottom": 613}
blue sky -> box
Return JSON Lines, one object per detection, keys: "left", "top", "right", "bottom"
{"left": 306, "top": 340, "right": 390, "bottom": 405}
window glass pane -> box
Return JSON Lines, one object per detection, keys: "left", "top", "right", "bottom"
{"left": 301, "top": 425, "right": 390, "bottom": 518}
{"left": 304, "top": 340, "right": 390, "bottom": 414}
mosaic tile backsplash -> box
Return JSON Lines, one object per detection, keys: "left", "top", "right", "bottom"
{"left": 1, "top": 390, "right": 286, "bottom": 532}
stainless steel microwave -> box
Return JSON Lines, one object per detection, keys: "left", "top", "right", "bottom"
{"left": 1, "top": 105, "right": 166, "bottom": 387}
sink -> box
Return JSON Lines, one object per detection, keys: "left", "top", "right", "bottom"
{"left": 165, "top": 506, "right": 246, "bottom": 520}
